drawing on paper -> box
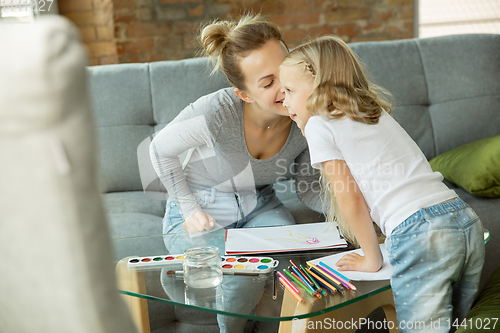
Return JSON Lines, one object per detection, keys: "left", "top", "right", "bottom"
{"left": 265, "top": 230, "right": 320, "bottom": 244}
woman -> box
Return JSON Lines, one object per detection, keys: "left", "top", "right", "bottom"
{"left": 150, "top": 14, "right": 322, "bottom": 244}
{"left": 151, "top": 14, "right": 322, "bottom": 333}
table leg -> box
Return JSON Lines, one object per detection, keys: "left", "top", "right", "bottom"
{"left": 279, "top": 288, "right": 398, "bottom": 333}
{"left": 116, "top": 258, "right": 151, "bottom": 333}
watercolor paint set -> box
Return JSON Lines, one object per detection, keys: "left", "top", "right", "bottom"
{"left": 127, "top": 254, "right": 279, "bottom": 275}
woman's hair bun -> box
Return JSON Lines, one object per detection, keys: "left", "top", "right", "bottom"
{"left": 200, "top": 21, "right": 237, "bottom": 57}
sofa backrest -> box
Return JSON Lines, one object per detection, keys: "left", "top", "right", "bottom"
{"left": 87, "top": 58, "right": 230, "bottom": 193}
{"left": 350, "top": 34, "right": 500, "bottom": 159}
{"left": 87, "top": 34, "right": 500, "bottom": 194}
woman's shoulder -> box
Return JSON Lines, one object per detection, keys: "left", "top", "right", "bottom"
{"left": 171, "top": 87, "right": 242, "bottom": 124}
{"left": 193, "top": 87, "right": 242, "bottom": 112}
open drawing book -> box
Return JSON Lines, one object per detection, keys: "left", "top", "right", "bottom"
{"left": 224, "top": 222, "right": 348, "bottom": 255}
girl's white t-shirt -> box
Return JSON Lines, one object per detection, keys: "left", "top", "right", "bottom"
{"left": 304, "top": 111, "right": 457, "bottom": 236}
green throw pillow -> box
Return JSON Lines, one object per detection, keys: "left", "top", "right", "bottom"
{"left": 429, "top": 134, "right": 500, "bottom": 197}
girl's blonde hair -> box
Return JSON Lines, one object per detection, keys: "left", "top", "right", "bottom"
{"left": 282, "top": 35, "right": 393, "bottom": 246}
{"left": 200, "top": 14, "right": 287, "bottom": 91}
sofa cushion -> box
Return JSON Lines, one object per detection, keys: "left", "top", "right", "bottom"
{"left": 456, "top": 266, "right": 500, "bottom": 332}
{"left": 417, "top": 34, "right": 500, "bottom": 156}
{"left": 350, "top": 34, "right": 500, "bottom": 161}
{"left": 350, "top": 39, "right": 436, "bottom": 160}
{"left": 103, "top": 191, "right": 166, "bottom": 217}
{"left": 87, "top": 63, "right": 155, "bottom": 193}
{"left": 103, "top": 192, "right": 166, "bottom": 261}
{"left": 149, "top": 58, "right": 230, "bottom": 128}
{"left": 430, "top": 134, "right": 500, "bottom": 197}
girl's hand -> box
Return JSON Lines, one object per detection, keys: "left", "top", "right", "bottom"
{"left": 336, "top": 253, "right": 382, "bottom": 273}
{"left": 183, "top": 211, "right": 216, "bottom": 232}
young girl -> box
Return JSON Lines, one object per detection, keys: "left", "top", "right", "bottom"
{"left": 279, "top": 35, "right": 485, "bottom": 332}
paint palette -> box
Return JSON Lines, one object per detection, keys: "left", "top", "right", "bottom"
{"left": 127, "top": 255, "right": 279, "bottom": 275}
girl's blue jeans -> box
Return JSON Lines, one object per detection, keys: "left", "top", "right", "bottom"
{"left": 161, "top": 184, "right": 295, "bottom": 333}
{"left": 386, "top": 197, "right": 485, "bottom": 333}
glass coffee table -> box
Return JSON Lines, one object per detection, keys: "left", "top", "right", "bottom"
{"left": 114, "top": 231, "right": 398, "bottom": 333}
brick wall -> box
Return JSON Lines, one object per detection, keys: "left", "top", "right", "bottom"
{"left": 60, "top": 0, "right": 414, "bottom": 65}
{"left": 59, "top": 0, "right": 118, "bottom": 65}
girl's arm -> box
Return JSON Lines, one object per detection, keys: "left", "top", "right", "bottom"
{"left": 322, "top": 159, "right": 383, "bottom": 272}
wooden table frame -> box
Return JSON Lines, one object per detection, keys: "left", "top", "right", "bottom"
{"left": 116, "top": 258, "right": 151, "bottom": 333}
{"left": 278, "top": 287, "right": 398, "bottom": 333}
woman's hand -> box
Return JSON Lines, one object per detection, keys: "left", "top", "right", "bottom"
{"left": 336, "top": 253, "right": 382, "bottom": 273}
{"left": 183, "top": 211, "right": 216, "bottom": 232}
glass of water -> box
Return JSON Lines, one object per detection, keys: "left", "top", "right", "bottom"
{"left": 183, "top": 245, "right": 223, "bottom": 288}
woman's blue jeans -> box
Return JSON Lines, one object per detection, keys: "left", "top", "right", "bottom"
{"left": 161, "top": 184, "right": 295, "bottom": 333}
{"left": 386, "top": 197, "right": 485, "bottom": 333}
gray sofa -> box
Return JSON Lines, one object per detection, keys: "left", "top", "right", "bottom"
{"left": 87, "top": 33, "right": 500, "bottom": 332}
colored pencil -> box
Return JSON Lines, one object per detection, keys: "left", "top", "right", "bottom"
{"left": 273, "top": 270, "right": 277, "bottom": 300}
{"left": 301, "top": 265, "right": 326, "bottom": 296}
{"left": 290, "top": 259, "right": 314, "bottom": 287}
{"left": 316, "top": 265, "right": 345, "bottom": 287}
{"left": 319, "top": 262, "right": 357, "bottom": 290}
{"left": 318, "top": 265, "right": 350, "bottom": 289}
{"left": 284, "top": 269, "right": 315, "bottom": 296}
{"left": 289, "top": 268, "right": 322, "bottom": 298}
{"left": 291, "top": 266, "right": 315, "bottom": 292}
{"left": 289, "top": 259, "right": 301, "bottom": 270}
{"left": 319, "top": 261, "right": 350, "bottom": 281}
{"left": 305, "top": 267, "right": 336, "bottom": 294}
{"left": 279, "top": 277, "right": 303, "bottom": 303}
{"left": 308, "top": 265, "right": 344, "bottom": 293}
{"left": 285, "top": 269, "right": 313, "bottom": 295}
{"left": 290, "top": 264, "right": 323, "bottom": 297}
{"left": 307, "top": 262, "right": 342, "bottom": 286}
{"left": 297, "top": 264, "right": 317, "bottom": 288}
{"left": 277, "top": 271, "right": 300, "bottom": 294}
